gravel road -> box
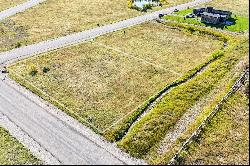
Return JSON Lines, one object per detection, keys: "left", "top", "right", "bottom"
{"left": 0, "top": 0, "right": 212, "bottom": 164}
{"left": 0, "top": 77, "right": 146, "bottom": 165}
{"left": 0, "top": 0, "right": 212, "bottom": 65}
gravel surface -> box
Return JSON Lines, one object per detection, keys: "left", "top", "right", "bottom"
{"left": 0, "top": 0, "right": 212, "bottom": 65}
{"left": 0, "top": 75, "right": 146, "bottom": 165}
{"left": 0, "top": 0, "right": 212, "bottom": 164}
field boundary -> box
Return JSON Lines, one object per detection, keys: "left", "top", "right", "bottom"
{"left": 168, "top": 68, "right": 249, "bottom": 165}
{"left": 7, "top": 72, "right": 103, "bottom": 134}
{"left": 103, "top": 22, "right": 231, "bottom": 142}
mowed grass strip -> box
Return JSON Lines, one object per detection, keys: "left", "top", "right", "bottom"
{"left": 7, "top": 22, "right": 222, "bottom": 132}
{"left": 168, "top": 0, "right": 249, "bottom": 32}
{"left": 0, "top": 127, "right": 41, "bottom": 165}
{"left": 180, "top": 82, "right": 249, "bottom": 165}
{"left": 0, "top": 0, "right": 190, "bottom": 52}
{"left": 0, "top": 0, "right": 26, "bottom": 11}
{"left": 164, "top": 15, "right": 249, "bottom": 32}
{"left": 117, "top": 35, "right": 249, "bottom": 158}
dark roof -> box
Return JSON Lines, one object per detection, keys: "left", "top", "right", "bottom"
{"left": 201, "top": 12, "right": 220, "bottom": 18}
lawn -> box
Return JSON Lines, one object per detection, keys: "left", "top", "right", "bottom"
{"left": 0, "top": 0, "right": 191, "bottom": 52}
{"left": 164, "top": 15, "right": 249, "bottom": 32}
{"left": 7, "top": 22, "right": 222, "bottom": 132}
{"left": 166, "top": 0, "right": 249, "bottom": 33}
{"left": 0, "top": 0, "right": 26, "bottom": 11}
{"left": 0, "top": 127, "right": 41, "bottom": 165}
{"left": 181, "top": 82, "right": 249, "bottom": 165}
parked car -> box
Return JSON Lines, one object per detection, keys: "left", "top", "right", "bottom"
{"left": 159, "top": 14, "right": 164, "bottom": 18}
{"left": 185, "top": 13, "right": 195, "bottom": 18}
{"left": 174, "top": 9, "right": 179, "bottom": 12}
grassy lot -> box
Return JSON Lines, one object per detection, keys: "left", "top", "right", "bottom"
{"left": 0, "top": 0, "right": 191, "bottom": 52}
{"left": 174, "top": 0, "right": 249, "bottom": 18}
{"left": 180, "top": 82, "right": 249, "bottom": 165}
{"left": 117, "top": 24, "right": 249, "bottom": 159}
{"left": 0, "top": 127, "right": 41, "bottom": 165}
{"left": 203, "top": 0, "right": 249, "bottom": 17}
{"left": 0, "top": 0, "right": 26, "bottom": 11}
{"left": 148, "top": 51, "right": 249, "bottom": 164}
{"left": 7, "top": 22, "right": 222, "bottom": 132}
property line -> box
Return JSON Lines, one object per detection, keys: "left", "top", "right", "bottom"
{"left": 0, "top": 0, "right": 213, "bottom": 65}
{"left": 8, "top": 72, "right": 102, "bottom": 133}
{"left": 97, "top": 42, "right": 182, "bottom": 76}
{"left": 168, "top": 68, "right": 249, "bottom": 165}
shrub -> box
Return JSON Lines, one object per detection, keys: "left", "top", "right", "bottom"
{"left": 43, "top": 67, "right": 50, "bottom": 73}
{"left": 29, "top": 64, "right": 38, "bottom": 76}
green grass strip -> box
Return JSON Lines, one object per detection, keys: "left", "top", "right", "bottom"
{"left": 164, "top": 15, "right": 249, "bottom": 32}
{"left": 103, "top": 23, "right": 231, "bottom": 142}
{"left": 0, "top": 127, "right": 41, "bottom": 165}
{"left": 117, "top": 35, "right": 248, "bottom": 158}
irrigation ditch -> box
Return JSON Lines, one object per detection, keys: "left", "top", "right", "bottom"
{"left": 103, "top": 22, "right": 232, "bottom": 142}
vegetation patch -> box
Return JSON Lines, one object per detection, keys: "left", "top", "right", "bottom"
{"left": 0, "top": 127, "right": 41, "bottom": 165}
{"left": 7, "top": 22, "right": 222, "bottom": 133}
{"left": 202, "top": 0, "right": 249, "bottom": 17}
{"left": 151, "top": 54, "right": 249, "bottom": 164}
{"left": 117, "top": 33, "right": 248, "bottom": 159}
{"left": 165, "top": 0, "right": 249, "bottom": 33}
{"left": 164, "top": 13, "right": 249, "bottom": 33}
{"left": 0, "top": 0, "right": 190, "bottom": 52}
{"left": 179, "top": 81, "right": 249, "bottom": 165}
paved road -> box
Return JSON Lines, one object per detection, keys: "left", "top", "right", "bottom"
{"left": 0, "top": 0, "right": 212, "bottom": 164}
{"left": 0, "top": 0, "right": 46, "bottom": 21}
{"left": 0, "top": 77, "right": 143, "bottom": 165}
{"left": 0, "top": 0, "right": 212, "bottom": 65}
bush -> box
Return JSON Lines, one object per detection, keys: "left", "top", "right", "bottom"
{"left": 29, "top": 64, "right": 38, "bottom": 76}
{"left": 42, "top": 67, "right": 50, "bottom": 73}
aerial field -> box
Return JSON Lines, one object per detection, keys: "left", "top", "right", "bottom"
{"left": 7, "top": 22, "right": 222, "bottom": 132}
{"left": 0, "top": 0, "right": 26, "bottom": 11}
{"left": 117, "top": 25, "right": 249, "bottom": 163}
{"left": 0, "top": 127, "right": 41, "bottom": 165}
{"left": 181, "top": 82, "right": 249, "bottom": 165}
{"left": 0, "top": 0, "right": 190, "bottom": 52}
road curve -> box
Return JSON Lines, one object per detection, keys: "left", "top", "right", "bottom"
{"left": 0, "top": 0, "right": 212, "bottom": 65}
{"left": 0, "top": 0, "right": 46, "bottom": 21}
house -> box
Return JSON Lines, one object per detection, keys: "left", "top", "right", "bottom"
{"left": 193, "top": 7, "right": 232, "bottom": 24}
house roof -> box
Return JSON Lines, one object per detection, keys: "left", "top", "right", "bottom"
{"left": 201, "top": 12, "right": 220, "bottom": 18}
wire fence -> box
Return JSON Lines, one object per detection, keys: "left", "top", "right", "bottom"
{"left": 168, "top": 68, "right": 249, "bottom": 165}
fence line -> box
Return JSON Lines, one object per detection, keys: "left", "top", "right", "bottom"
{"left": 168, "top": 68, "right": 249, "bottom": 165}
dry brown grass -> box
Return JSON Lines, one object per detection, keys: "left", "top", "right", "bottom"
{"left": 0, "top": 0, "right": 191, "bottom": 52}
{"left": 181, "top": 82, "right": 249, "bottom": 165}
{"left": 0, "top": 0, "right": 25, "bottom": 11}
{"left": 203, "top": 0, "right": 249, "bottom": 17}
{"left": 8, "top": 22, "right": 222, "bottom": 132}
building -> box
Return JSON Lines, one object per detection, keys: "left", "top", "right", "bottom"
{"left": 193, "top": 7, "right": 232, "bottom": 24}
